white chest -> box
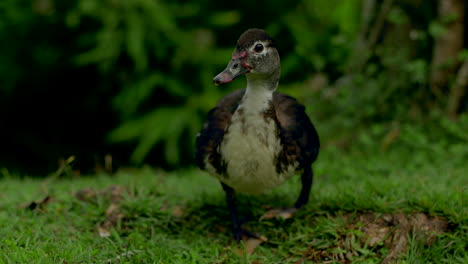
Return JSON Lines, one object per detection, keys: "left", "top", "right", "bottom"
{"left": 216, "top": 107, "right": 296, "bottom": 194}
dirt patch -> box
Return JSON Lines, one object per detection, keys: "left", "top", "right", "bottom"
{"left": 302, "top": 212, "right": 449, "bottom": 263}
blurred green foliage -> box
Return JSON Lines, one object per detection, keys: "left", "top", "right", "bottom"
{"left": 0, "top": 0, "right": 466, "bottom": 173}
{"left": 67, "top": 0, "right": 268, "bottom": 166}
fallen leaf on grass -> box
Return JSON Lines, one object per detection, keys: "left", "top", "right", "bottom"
{"left": 234, "top": 235, "right": 268, "bottom": 257}
{"left": 293, "top": 259, "right": 305, "bottom": 264}
{"left": 97, "top": 225, "right": 112, "bottom": 238}
{"left": 75, "top": 185, "right": 128, "bottom": 238}
{"left": 98, "top": 204, "right": 125, "bottom": 237}
{"left": 381, "top": 213, "right": 448, "bottom": 264}
{"left": 21, "top": 195, "right": 53, "bottom": 211}
{"left": 301, "top": 212, "right": 448, "bottom": 263}
{"left": 105, "top": 185, "right": 126, "bottom": 204}
{"left": 260, "top": 207, "right": 298, "bottom": 221}
{"left": 160, "top": 204, "right": 185, "bottom": 217}
{"left": 75, "top": 185, "right": 127, "bottom": 203}
{"left": 75, "top": 188, "right": 97, "bottom": 202}
{"left": 98, "top": 201, "right": 126, "bottom": 238}
{"left": 171, "top": 205, "right": 184, "bottom": 217}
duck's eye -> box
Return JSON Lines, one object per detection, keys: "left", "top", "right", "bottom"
{"left": 254, "top": 43, "right": 264, "bottom": 53}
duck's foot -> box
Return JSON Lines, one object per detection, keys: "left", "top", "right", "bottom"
{"left": 260, "top": 207, "right": 298, "bottom": 221}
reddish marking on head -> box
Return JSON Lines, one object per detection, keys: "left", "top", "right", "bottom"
{"left": 231, "top": 51, "right": 251, "bottom": 71}
{"left": 231, "top": 51, "right": 247, "bottom": 60}
{"left": 241, "top": 57, "right": 251, "bottom": 71}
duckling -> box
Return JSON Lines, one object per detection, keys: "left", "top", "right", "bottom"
{"left": 196, "top": 29, "right": 320, "bottom": 240}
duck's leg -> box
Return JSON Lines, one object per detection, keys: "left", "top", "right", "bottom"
{"left": 294, "top": 167, "right": 313, "bottom": 208}
{"left": 221, "top": 182, "right": 259, "bottom": 241}
{"left": 260, "top": 167, "right": 313, "bottom": 220}
{"left": 221, "top": 182, "right": 242, "bottom": 241}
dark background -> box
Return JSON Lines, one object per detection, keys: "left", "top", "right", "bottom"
{"left": 0, "top": 0, "right": 467, "bottom": 176}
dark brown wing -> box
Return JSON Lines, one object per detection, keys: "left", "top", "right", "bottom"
{"left": 273, "top": 92, "right": 319, "bottom": 172}
{"left": 195, "top": 89, "right": 245, "bottom": 174}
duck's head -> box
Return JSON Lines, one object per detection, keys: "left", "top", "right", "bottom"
{"left": 213, "top": 29, "right": 280, "bottom": 87}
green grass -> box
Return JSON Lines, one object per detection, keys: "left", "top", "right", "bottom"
{"left": 0, "top": 147, "right": 467, "bottom": 263}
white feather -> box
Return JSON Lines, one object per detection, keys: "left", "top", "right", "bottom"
{"left": 213, "top": 87, "right": 297, "bottom": 194}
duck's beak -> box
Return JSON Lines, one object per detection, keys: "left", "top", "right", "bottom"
{"left": 213, "top": 52, "right": 251, "bottom": 85}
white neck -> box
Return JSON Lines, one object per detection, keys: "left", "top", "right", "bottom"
{"left": 240, "top": 76, "right": 277, "bottom": 113}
